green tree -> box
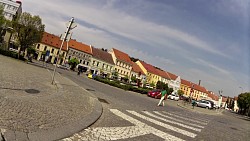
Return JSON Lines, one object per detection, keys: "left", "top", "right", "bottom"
{"left": 237, "top": 92, "right": 250, "bottom": 116}
{"left": 177, "top": 90, "right": 184, "bottom": 96}
{"left": 168, "top": 88, "right": 174, "bottom": 94}
{"left": 150, "top": 82, "right": 155, "bottom": 88}
{"left": 123, "top": 75, "right": 129, "bottom": 82}
{"left": 131, "top": 76, "right": 137, "bottom": 83}
{"left": 12, "top": 12, "right": 45, "bottom": 57}
{"left": 68, "top": 58, "right": 79, "bottom": 70}
{"left": 112, "top": 71, "right": 118, "bottom": 79}
{"left": 27, "top": 47, "right": 36, "bottom": 55}
{"left": 0, "top": 5, "right": 6, "bottom": 44}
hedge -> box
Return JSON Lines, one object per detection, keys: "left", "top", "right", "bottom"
{"left": 94, "top": 76, "right": 149, "bottom": 94}
{"left": 0, "top": 48, "right": 26, "bottom": 61}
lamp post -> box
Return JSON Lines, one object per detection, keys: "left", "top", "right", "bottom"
{"left": 51, "top": 17, "right": 76, "bottom": 84}
{"left": 218, "top": 90, "right": 223, "bottom": 108}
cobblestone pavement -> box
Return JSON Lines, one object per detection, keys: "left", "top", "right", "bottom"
{"left": 0, "top": 55, "right": 102, "bottom": 141}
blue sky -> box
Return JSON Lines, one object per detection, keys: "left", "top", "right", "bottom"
{"left": 22, "top": 0, "right": 249, "bottom": 97}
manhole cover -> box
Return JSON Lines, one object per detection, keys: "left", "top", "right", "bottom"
{"left": 25, "top": 89, "right": 40, "bottom": 94}
{"left": 98, "top": 98, "right": 109, "bottom": 104}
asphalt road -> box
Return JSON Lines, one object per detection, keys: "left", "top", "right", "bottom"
{"left": 57, "top": 69, "right": 250, "bottom": 141}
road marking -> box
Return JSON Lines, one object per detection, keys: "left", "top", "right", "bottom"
{"left": 62, "top": 109, "right": 210, "bottom": 140}
{"left": 162, "top": 111, "right": 208, "bottom": 125}
{"left": 127, "top": 110, "right": 197, "bottom": 138}
{"left": 110, "top": 109, "right": 184, "bottom": 141}
{"left": 143, "top": 111, "right": 201, "bottom": 131}
{"left": 153, "top": 111, "right": 205, "bottom": 129}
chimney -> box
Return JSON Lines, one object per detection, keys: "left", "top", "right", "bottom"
{"left": 198, "top": 80, "right": 201, "bottom": 85}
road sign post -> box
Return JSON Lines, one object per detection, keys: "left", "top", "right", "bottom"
{"left": 51, "top": 17, "right": 76, "bottom": 84}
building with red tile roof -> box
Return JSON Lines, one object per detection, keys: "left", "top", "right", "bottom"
{"left": 35, "top": 32, "right": 68, "bottom": 64}
{"left": 180, "top": 78, "right": 208, "bottom": 100}
{"left": 66, "top": 39, "right": 93, "bottom": 69}
{"left": 68, "top": 39, "right": 92, "bottom": 55}
{"left": 136, "top": 60, "right": 161, "bottom": 86}
{"left": 90, "top": 47, "right": 115, "bottom": 77}
{"left": 109, "top": 48, "right": 133, "bottom": 80}
{"left": 130, "top": 62, "right": 146, "bottom": 85}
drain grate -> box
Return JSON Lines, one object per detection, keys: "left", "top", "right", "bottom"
{"left": 98, "top": 98, "right": 109, "bottom": 104}
{"left": 86, "top": 88, "right": 95, "bottom": 91}
{"left": 230, "top": 127, "right": 238, "bottom": 130}
{"left": 25, "top": 89, "right": 40, "bottom": 94}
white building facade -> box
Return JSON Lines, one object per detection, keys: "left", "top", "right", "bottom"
{"left": 0, "top": 0, "right": 22, "bottom": 20}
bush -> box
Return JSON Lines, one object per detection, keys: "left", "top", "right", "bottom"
{"left": 94, "top": 76, "right": 149, "bottom": 94}
{"left": 0, "top": 48, "right": 27, "bottom": 61}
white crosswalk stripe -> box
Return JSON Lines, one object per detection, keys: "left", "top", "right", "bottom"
{"left": 62, "top": 109, "right": 210, "bottom": 141}
{"left": 153, "top": 111, "right": 205, "bottom": 129}
{"left": 142, "top": 111, "right": 202, "bottom": 131}
{"left": 127, "top": 110, "right": 197, "bottom": 138}
{"left": 162, "top": 111, "right": 208, "bottom": 125}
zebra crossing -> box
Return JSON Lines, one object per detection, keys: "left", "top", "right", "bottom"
{"left": 62, "top": 109, "right": 210, "bottom": 141}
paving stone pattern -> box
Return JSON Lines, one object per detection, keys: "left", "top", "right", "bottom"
{"left": 0, "top": 55, "right": 96, "bottom": 138}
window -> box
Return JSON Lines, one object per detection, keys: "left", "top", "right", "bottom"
{"left": 68, "top": 56, "right": 71, "bottom": 60}
{"left": 80, "top": 60, "right": 82, "bottom": 63}
{"left": 62, "top": 52, "right": 65, "bottom": 56}
{"left": 87, "top": 62, "right": 89, "bottom": 65}
{"left": 97, "top": 62, "right": 99, "bottom": 66}
{"left": 37, "top": 44, "right": 40, "bottom": 49}
{"left": 83, "top": 61, "right": 86, "bottom": 64}
{"left": 44, "top": 46, "right": 47, "bottom": 51}
{"left": 57, "top": 51, "right": 59, "bottom": 55}
{"left": 51, "top": 49, "right": 54, "bottom": 53}
{"left": 92, "top": 61, "right": 95, "bottom": 66}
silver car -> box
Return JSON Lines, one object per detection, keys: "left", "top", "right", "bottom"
{"left": 196, "top": 100, "right": 212, "bottom": 109}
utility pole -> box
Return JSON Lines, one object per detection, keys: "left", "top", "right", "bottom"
{"left": 51, "top": 17, "right": 76, "bottom": 84}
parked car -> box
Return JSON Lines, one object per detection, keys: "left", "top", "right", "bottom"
{"left": 58, "top": 64, "right": 70, "bottom": 70}
{"left": 196, "top": 100, "right": 213, "bottom": 109}
{"left": 168, "top": 94, "right": 180, "bottom": 101}
{"left": 147, "top": 89, "right": 161, "bottom": 98}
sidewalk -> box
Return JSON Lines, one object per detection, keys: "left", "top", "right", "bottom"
{"left": 0, "top": 55, "right": 102, "bottom": 141}
{"left": 177, "top": 101, "right": 224, "bottom": 116}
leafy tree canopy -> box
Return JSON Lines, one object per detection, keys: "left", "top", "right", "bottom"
{"left": 68, "top": 58, "right": 79, "bottom": 70}
{"left": 177, "top": 90, "right": 184, "bottom": 96}
{"left": 12, "top": 12, "right": 45, "bottom": 55}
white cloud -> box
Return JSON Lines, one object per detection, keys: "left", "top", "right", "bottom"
{"left": 23, "top": 0, "right": 228, "bottom": 58}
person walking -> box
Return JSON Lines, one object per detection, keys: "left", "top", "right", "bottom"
{"left": 157, "top": 89, "right": 167, "bottom": 106}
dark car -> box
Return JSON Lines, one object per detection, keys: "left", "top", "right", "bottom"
{"left": 147, "top": 89, "right": 161, "bottom": 98}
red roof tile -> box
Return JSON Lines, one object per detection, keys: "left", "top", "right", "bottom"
{"left": 207, "top": 91, "right": 219, "bottom": 101}
{"left": 112, "top": 48, "right": 132, "bottom": 65}
{"left": 181, "top": 79, "right": 192, "bottom": 87}
{"left": 138, "top": 60, "right": 159, "bottom": 75}
{"left": 166, "top": 71, "right": 178, "bottom": 80}
{"left": 92, "top": 47, "right": 114, "bottom": 65}
{"left": 68, "top": 40, "right": 92, "bottom": 55}
{"left": 131, "top": 62, "right": 145, "bottom": 75}
{"left": 181, "top": 79, "right": 207, "bottom": 93}
{"left": 41, "top": 32, "right": 67, "bottom": 51}
{"left": 156, "top": 69, "right": 169, "bottom": 79}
